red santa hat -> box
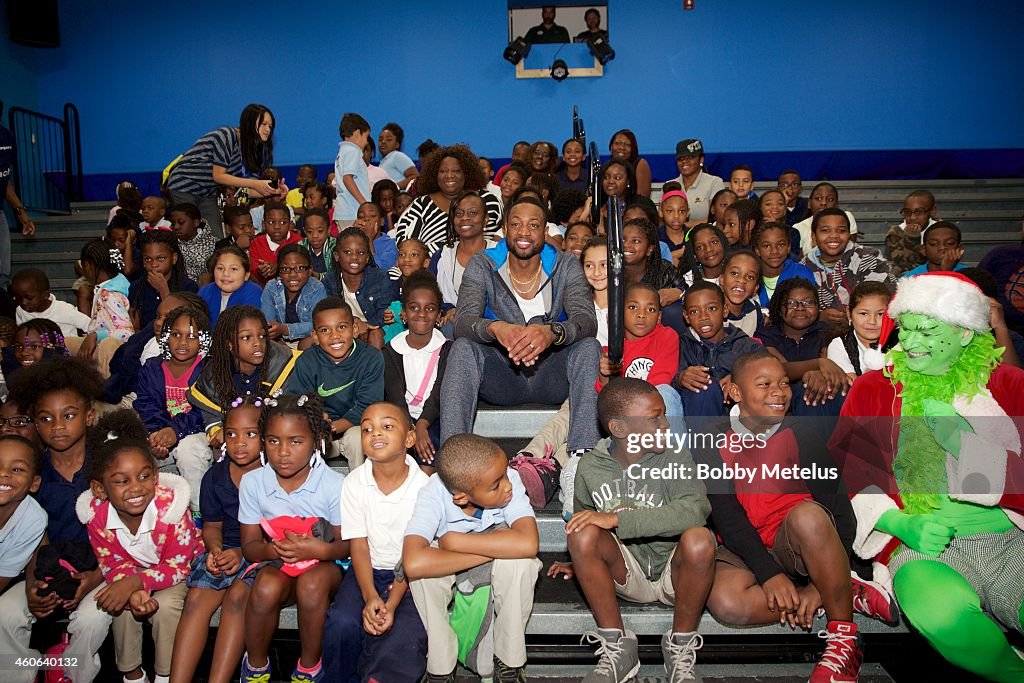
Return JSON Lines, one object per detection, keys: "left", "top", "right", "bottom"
{"left": 886, "top": 271, "right": 991, "bottom": 332}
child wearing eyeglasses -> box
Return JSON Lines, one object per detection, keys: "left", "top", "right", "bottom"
{"left": 261, "top": 244, "right": 328, "bottom": 349}
{"left": 884, "top": 190, "right": 938, "bottom": 274}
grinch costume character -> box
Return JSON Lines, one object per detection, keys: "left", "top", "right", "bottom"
{"left": 830, "top": 272, "right": 1024, "bottom": 682}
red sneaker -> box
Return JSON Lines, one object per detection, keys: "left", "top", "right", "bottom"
{"left": 509, "top": 448, "right": 560, "bottom": 508}
{"left": 809, "top": 621, "right": 862, "bottom": 683}
{"left": 851, "top": 572, "right": 900, "bottom": 626}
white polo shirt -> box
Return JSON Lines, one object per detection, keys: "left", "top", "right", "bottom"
{"left": 665, "top": 170, "right": 726, "bottom": 223}
{"left": 340, "top": 455, "right": 429, "bottom": 570}
{"left": 107, "top": 499, "right": 160, "bottom": 566}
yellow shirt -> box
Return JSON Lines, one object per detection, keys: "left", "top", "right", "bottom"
{"left": 285, "top": 187, "right": 304, "bottom": 210}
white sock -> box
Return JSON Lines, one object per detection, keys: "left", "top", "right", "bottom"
{"left": 154, "top": 676, "right": 169, "bottom": 683}
{"left": 123, "top": 674, "right": 145, "bottom": 683}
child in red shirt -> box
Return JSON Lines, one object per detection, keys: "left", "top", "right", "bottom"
{"left": 248, "top": 201, "right": 301, "bottom": 287}
{"left": 698, "top": 351, "right": 897, "bottom": 683}
{"left": 598, "top": 282, "right": 681, "bottom": 416}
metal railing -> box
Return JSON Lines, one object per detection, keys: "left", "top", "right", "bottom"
{"left": 7, "top": 102, "right": 83, "bottom": 214}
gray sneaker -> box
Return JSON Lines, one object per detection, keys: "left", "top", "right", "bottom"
{"left": 560, "top": 453, "right": 582, "bottom": 521}
{"left": 581, "top": 628, "right": 640, "bottom": 683}
{"left": 661, "top": 631, "right": 704, "bottom": 682}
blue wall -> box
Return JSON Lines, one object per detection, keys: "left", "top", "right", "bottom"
{"left": 21, "top": 0, "right": 1024, "bottom": 182}
{"left": 0, "top": 10, "right": 39, "bottom": 114}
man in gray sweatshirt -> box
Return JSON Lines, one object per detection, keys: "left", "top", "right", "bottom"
{"left": 440, "top": 197, "right": 601, "bottom": 469}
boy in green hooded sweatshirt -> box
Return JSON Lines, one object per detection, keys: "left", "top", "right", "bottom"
{"left": 561, "top": 378, "right": 714, "bottom": 683}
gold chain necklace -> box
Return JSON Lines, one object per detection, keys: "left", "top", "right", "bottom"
{"left": 509, "top": 265, "right": 542, "bottom": 290}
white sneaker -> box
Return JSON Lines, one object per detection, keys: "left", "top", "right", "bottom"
{"left": 561, "top": 452, "right": 581, "bottom": 520}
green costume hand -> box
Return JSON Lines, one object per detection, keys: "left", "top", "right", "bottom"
{"left": 922, "top": 398, "right": 974, "bottom": 458}
{"left": 877, "top": 508, "right": 955, "bottom": 557}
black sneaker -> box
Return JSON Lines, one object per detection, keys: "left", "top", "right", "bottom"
{"left": 495, "top": 657, "right": 527, "bottom": 682}
{"left": 419, "top": 671, "right": 456, "bottom": 683}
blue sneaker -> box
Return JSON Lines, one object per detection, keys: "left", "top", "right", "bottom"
{"left": 290, "top": 664, "right": 325, "bottom": 683}
{"left": 239, "top": 653, "right": 271, "bottom": 683}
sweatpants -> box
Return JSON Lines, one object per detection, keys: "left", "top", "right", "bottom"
{"left": 0, "top": 581, "right": 112, "bottom": 683}
{"left": 410, "top": 557, "right": 542, "bottom": 676}
{"left": 440, "top": 337, "right": 600, "bottom": 454}
{"left": 111, "top": 582, "right": 187, "bottom": 677}
{"left": 322, "top": 568, "right": 427, "bottom": 683}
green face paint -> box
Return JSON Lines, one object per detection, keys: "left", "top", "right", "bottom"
{"left": 897, "top": 313, "right": 973, "bottom": 376}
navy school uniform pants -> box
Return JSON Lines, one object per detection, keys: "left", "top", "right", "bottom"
{"left": 322, "top": 567, "right": 427, "bottom": 683}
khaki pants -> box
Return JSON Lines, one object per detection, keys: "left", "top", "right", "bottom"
{"left": 522, "top": 400, "right": 570, "bottom": 467}
{"left": 331, "top": 425, "right": 364, "bottom": 467}
{"left": 410, "top": 557, "right": 541, "bottom": 675}
{"left": 0, "top": 581, "right": 111, "bottom": 683}
{"left": 64, "top": 335, "right": 123, "bottom": 380}
{"left": 111, "top": 582, "right": 187, "bottom": 676}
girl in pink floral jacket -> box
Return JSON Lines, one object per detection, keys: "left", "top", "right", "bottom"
{"left": 76, "top": 410, "right": 201, "bottom": 683}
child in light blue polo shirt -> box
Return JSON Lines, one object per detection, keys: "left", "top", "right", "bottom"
{"left": 334, "top": 113, "right": 372, "bottom": 227}
{"left": 236, "top": 393, "right": 346, "bottom": 683}
{"left": 402, "top": 434, "right": 541, "bottom": 682}
{"left": 0, "top": 435, "right": 46, "bottom": 589}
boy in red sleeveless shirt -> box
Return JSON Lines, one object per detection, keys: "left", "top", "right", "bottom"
{"left": 696, "top": 350, "right": 897, "bottom": 683}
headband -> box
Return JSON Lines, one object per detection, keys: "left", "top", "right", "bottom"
{"left": 660, "top": 190, "right": 688, "bottom": 204}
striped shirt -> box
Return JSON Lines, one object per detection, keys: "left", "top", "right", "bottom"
{"left": 166, "top": 127, "right": 245, "bottom": 197}
{"left": 394, "top": 191, "right": 501, "bottom": 255}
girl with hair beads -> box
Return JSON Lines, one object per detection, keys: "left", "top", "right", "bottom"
{"left": 198, "top": 245, "right": 263, "bottom": 326}
{"left": 326, "top": 227, "right": 395, "bottom": 349}
{"left": 169, "top": 203, "right": 217, "bottom": 283}
{"left": 106, "top": 214, "right": 139, "bottom": 280}
{"left": 237, "top": 393, "right": 346, "bottom": 683}
{"left": 76, "top": 410, "right": 201, "bottom": 683}
{"left": 826, "top": 281, "right": 892, "bottom": 381}
{"left": 4, "top": 318, "right": 68, "bottom": 371}
{"left": 135, "top": 305, "right": 213, "bottom": 511}
{"left": 353, "top": 201, "right": 398, "bottom": 271}
{"left": 68, "top": 238, "right": 133, "bottom": 374}
{"left": 383, "top": 271, "right": 450, "bottom": 468}
{"left": 430, "top": 191, "right": 497, "bottom": 327}
{"left": 0, "top": 357, "right": 110, "bottom": 683}
{"left": 261, "top": 244, "right": 327, "bottom": 347}
{"left": 169, "top": 397, "right": 263, "bottom": 683}
{"left": 682, "top": 223, "right": 730, "bottom": 286}
{"left": 128, "top": 231, "right": 198, "bottom": 332}
{"left": 187, "top": 305, "right": 301, "bottom": 446}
